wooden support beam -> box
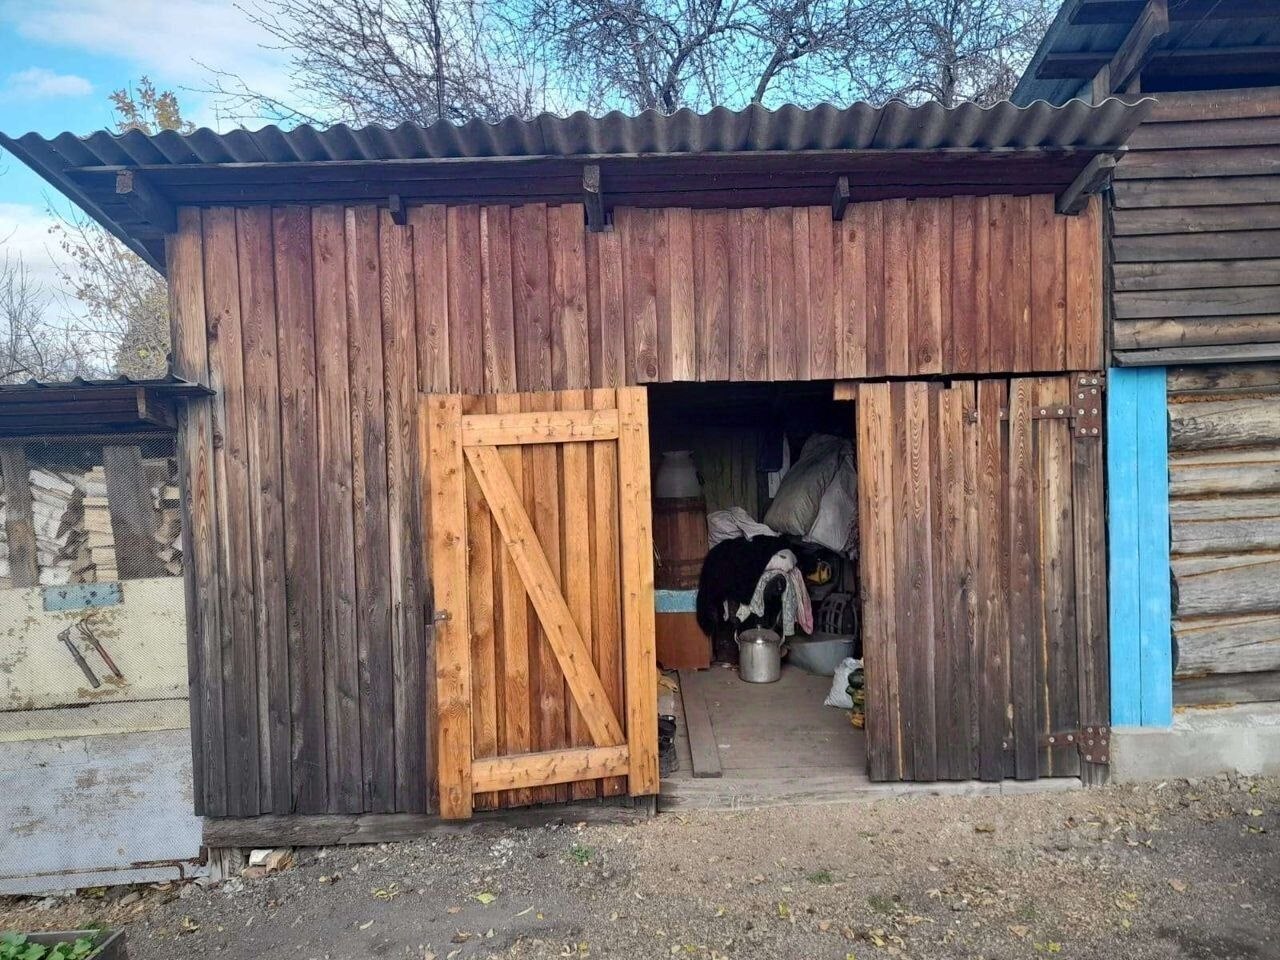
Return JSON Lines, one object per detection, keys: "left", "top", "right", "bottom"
{"left": 1056, "top": 155, "right": 1118, "bottom": 215}
{"left": 114, "top": 169, "right": 177, "bottom": 234}
{"left": 135, "top": 387, "right": 178, "bottom": 430}
{"left": 1071, "top": 0, "right": 1260, "bottom": 24}
{"left": 583, "top": 164, "right": 606, "bottom": 232}
{"left": 471, "top": 745, "right": 630, "bottom": 792}
{"left": 1105, "top": 0, "right": 1169, "bottom": 95}
{"left": 0, "top": 445, "right": 37, "bottom": 587}
{"left": 388, "top": 193, "right": 407, "bottom": 226}
{"left": 678, "top": 670, "right": 722, "bottom": 778}
{"left": 460, "top": 409, "right": 620, "bottom": 446}
{"left": 831, "top": 176, "right": 850, "bottom": 221}
{"left": 202, "top": 799, "right": 654, "bottom": 847}
{"left": 102, "top": 444, "right": 167, "bottom": 579}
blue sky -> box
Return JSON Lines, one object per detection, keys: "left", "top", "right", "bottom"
{"left": 0, "top": 0, "right": 287, "bottom": 294}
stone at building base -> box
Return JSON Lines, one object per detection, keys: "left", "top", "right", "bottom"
{"left": 1110, "top": 703, "right": 1280, "bottom": 782}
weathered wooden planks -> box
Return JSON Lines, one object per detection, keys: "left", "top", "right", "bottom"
{"left": 273, "top": 205, "right": 329, "bottom": 814}
{"left": 236, "top": 207, "right": 290, "bottom": 812}
{"left": 168, "top": 207, "right": 224, "bottom": 817}
{"left": 1113, "top": 90, "right": 1280, "bottom": 366}
{"left": 1169, "top": 366, "right": 1280, "bottom": 694}
{"left": 0, "top": 446, "right": 38, "bottom": 587}
{"left": 858, "top": 376, "right": 1104, "bottom": 784}
{"left": 312, "top": 206, "right": 363, "bottom": 814}
{"left": 202, "top": 206, "right": 260, "bottom": 816}
{"left": 208, "top": 198, "right": 1099, "bottom": 415}
{"left": 177, "top": 194, "right": 1099, "bottom": 818}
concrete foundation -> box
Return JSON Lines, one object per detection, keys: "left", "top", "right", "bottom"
{"left": 1110, "top": 703, "right": 1280, "bottom": 782}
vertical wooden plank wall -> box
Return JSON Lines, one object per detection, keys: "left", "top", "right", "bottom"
{"left": 173, "top": 193, "right": 1100, "bottom": 815}
{"left": 1108, "top": 367, "right": 1173, "bottom": 726}
{"left": 171, "top": 207, "right": 429, "bottom": 817}
{"left": 859, "top": 377, "right": 1102, "bottom": 782}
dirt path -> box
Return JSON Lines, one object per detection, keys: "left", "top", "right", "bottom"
{"left": 4, "top": 776, "right": 1278, "bottom": 960}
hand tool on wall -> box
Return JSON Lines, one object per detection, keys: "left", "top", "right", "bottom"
{"left": 58, "top": 624, "right": 100, "bottom": 688}
{"left": 77, "top": 620, "right": 124, "bottom": 680}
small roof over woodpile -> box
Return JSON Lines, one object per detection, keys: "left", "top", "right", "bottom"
{"left": 1014, "top": 0, "right": 1280, "bottom": 106}
{"left": 1, "top": 97, "right": 1153, "bottom": 273}
{"left": 0, "top": 375, "right": 212, "bottom": 438}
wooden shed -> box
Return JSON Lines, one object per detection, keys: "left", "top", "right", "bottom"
{"left": 2, "top": 97, "right": 1151, "bottom": 836}
{"left": 1016, "top": 0, "right": 1280, "bottom": 724}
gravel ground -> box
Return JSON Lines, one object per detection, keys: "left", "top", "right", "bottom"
{"left": 3, "top": 776, "right": 1278, "bottom": 960}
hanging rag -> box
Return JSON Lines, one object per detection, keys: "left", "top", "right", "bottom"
{"left": 706, "top": 507, "right": 779, "bottom": 548}
{"left": 736, "top": 550, "right": 814, "bottom": 637}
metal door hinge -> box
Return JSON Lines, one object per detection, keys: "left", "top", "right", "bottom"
{"left": 1041, "top": 725, "right": 1110, "bottom": 764}
{"left": 1022, "top": 373, "right": 1104, "bottom": 439}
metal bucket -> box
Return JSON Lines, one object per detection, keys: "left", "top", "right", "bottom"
{"left": 736, "top": 628, "right": 785, "bottom": 683}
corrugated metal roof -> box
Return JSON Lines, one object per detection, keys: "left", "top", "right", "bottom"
{"left": 0, "top": 375, "right": 211, "bottom": 398}
{"left": 0, "top": 98, "right": 1153, "bottom": 274}
{"left": 6, "top": 98, "right": 1147, "bottom": 166}
{"left": 1014, "top": 1, "right": 1280, "bottom": 105}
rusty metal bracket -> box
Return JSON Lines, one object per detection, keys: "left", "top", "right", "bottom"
{"left": 1071, "top": 373, "right": 1105, "bottom": 439}
{"left": 1022, "top": 373, "right": 1105, "bottom": 439}
{"left": 1042, "top": 725, "right": 1110, "bottom": 764}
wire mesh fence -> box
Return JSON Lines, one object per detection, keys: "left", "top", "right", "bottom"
{"left": 0, "top": 434, "right": 202, "bottom": 895}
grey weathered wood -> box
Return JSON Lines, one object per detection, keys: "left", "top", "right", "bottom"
{"left": 1169, "top": 362, "right": 1280, "bottom": 397}
{"left": 677, "top": 670, "right": 722, "bottom": 779}
{"left": 1175, "top": 670, "right": 1280, "bottom": 707}
{"left": 1118, "top": 342, "right": 1280, "bottom": 366}
{"left": 1113, "top": 205, "right": 1280, "bottom": 237}
{"left": 1115, "top": 259, "right": 1280, "bottom": 293}
{"left": 102, "top": 445, "right": 167, "bottom": 579}
{"left": 0, "top": 446, "right": 37, "bottom": 587}
{"left": 1172, "top": 514, "right": 1280, "bottom": 555}
{"left": 1115, "top": 287, "right": 1280, "bottom": 320}
{"left": 1175, "top": 612, "right": 1280, "bottom": 677}
{"left": 1169, "top": 398, "right": 1280, "bottom": 451}
{"left": 1113, "top": 230, "right": 1280, "bottom": 264}
{"left": 1116, "top": 317, "right": 1280, "bottom": 352}
{"left": 1114, "top": 176, "right": 1280, "bottom": 211}
{"left": 1056, "top": 155, "right": 1116, "bottom": 215}
{"left": 1170, "top": 448, "right": 1280, "bottom": 497}
{"left": 1173, "top": 551, "right": 1280, "bottom": 619}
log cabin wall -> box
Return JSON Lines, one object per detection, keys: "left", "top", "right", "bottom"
{"left": 167, "top": 194, "right": 1103, "bottom": 818}
{"left": 1111, "top": 87, "right": 1280, "bottom": 367}
{"left": 1168, "top": 363, "right": 1280, "bottom": 708}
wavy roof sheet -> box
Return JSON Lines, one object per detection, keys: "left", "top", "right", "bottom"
{"left": 0, "top": 98, "right": 1152, "bottom": 273}
{"left": 7, "top": 98, "right": 1146, "bottom": 168}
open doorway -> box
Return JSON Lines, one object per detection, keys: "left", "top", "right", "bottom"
{"left": 646, "top": 381, "right": 868, "bottom": 802}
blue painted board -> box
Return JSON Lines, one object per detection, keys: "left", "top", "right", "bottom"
{"left": 1108, "top": 367, "right": 1143, "bottom": 726}
{"left": 1106, "top": 366, "right": 1172, "bottom": 728}
{"left": 1136, "top": 367, "right": 1172, "bottom": 726}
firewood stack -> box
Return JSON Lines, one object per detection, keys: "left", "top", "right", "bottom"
{"left": 29, "top": 468, "right": 84, "bottom": 587}
{"left": 0, "top": 486, "right": 8, "bottom": 588}
{"left": 151, "top": 458, "right": 183, "bottom": 576}
{"left": 80, "top": 465, "right": 118, "bottom": 582}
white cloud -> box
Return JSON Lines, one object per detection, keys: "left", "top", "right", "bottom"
{"left": 0, "top": 202, "right": 65, "bottom": 291}
{"left": 1, "top": 0, "right": 293, "bottom": 128}
{"left": 3, "top": 67, "right": 93, "bottom": 100}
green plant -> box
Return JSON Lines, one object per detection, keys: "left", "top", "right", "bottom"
{"left": 807, "top": 869, "right": 834, "bottom": 885}
{"left": 569, "top": 843, "right": 594, "bottom": 865}
{"left": 0, "top": 932, "right": 100, "bottom": 960}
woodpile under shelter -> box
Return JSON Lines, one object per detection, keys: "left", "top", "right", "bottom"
{"left": 1016, "top": 0, "right": 1280, "bottom": 752}
{"left": 2, "top": 96, "right": 1153, "bottom": 838}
